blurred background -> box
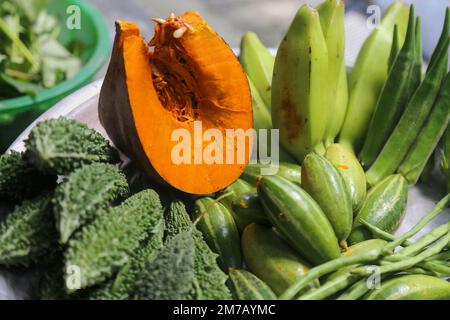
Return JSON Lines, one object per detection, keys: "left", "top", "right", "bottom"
{"left": 91, "top": 0, "right": 449, "bottom": 63}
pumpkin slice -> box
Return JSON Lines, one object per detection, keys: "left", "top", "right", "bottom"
{"left": 99, "top": 12, "right": 253, "bottom": 194}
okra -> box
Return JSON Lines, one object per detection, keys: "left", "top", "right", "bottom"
{"left": 366, "top": 34, "right": 449, "bottom": 186}
{"left": 360, "top": 6, "right": 418, "bottom": 167}
{"left": 398, "top": 71, "right": 450, "bottom": 184}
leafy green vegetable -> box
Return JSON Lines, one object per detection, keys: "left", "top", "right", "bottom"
{"left": 133, "top": 230, "right": 196, "bottom": 300}
{"left": 25, "top": 118, "right": 119, "bottom": 175}
{"left": 0, "top": 194, "right": 57, "bottom": 267}
{"left": 53, "top": 163, "right": 129, "bottom": 244}
{"left": 165, "top": 200, "right": 231, "bottom": 300}
{"left": 0, "top": 0, "right": 82, "bottom": 99}
{"left": 64, "top": 189, "right": 164, "bottom": 291}
{"left": 0, "top": 150, "right": 56, "bottom": 202}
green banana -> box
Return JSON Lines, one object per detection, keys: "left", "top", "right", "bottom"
{"left": 272, "top": 5, "right": 329, "bottom": 162}
{"left": 240, "top": 32, "right": 274, "bottom": 108}
{"left": 248, "top": 77, "right": 272, "bottom": 131}
{"left": 338, "top": 2, "right": 409, "bottom": 153}
{"left": 318, "top": 0, "right": 348, "bottom": 147}
{"left": 248, "top": 76, "right": 296, "bottom": 163}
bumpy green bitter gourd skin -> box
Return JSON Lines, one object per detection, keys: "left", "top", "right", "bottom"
{"left": 64, "top": 189, "right": 163, "bottom": 291}
{"left": 53, "top": 163, "right": 129, "bottom": 243}
{"left": 0, "top": 194, "right": 56, "bottom": 267}
{"left": 88, "top": 219, "right": 165, "bottom": 300}
{"left": 133, "top": 230, "right": 196, "bottom": 300}
{"left": 0, "top": 151, "right": 56, "bottom": 202}
{"left": 165, "top": 200, "right": 231, "bottom": 300}
{"left": 25, "top": 118, "right": 118, "bottom": 175}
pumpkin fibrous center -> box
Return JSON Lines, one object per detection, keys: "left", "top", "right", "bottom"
{"left": 150, "top": 15, "right": 199, "bottom": 123}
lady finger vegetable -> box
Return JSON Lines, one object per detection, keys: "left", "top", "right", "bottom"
{"left": 248, "top": 77, "right": 272, "bottom": 131}
{"left": 366, "top": 34, "right": 449, "bottom": 186}
{"left": 398, "top": 71, "right": 450, "bottom": 184}
{"left": 360, "top": 6, "right": 419, "bottom": 167}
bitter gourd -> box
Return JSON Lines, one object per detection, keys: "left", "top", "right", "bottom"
{"left": 25, "top": 118, "right": 119, "bottom": 175}
{"left": 165, "top": 200, "right": 231, "bottom": 300}
{"left": 53, "top": 163, "right": 129, "bottom": 243}
{"left": 64, "top": 189, "right": 163, "bottom": 291}
{"left": 0, "top": 194, "right": 57, "bottom": 267}
{"left": 133, "top": 230, "right": 195, "bottom": 300}
{"left": 88, "top": 219, "right": 165, "bottom": 300}
{"left": 0, "top": 151, "right": 56, "bottom": 202}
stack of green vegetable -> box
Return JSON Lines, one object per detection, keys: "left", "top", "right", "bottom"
{"left": 0, "top": 118, "right": 231, "bottom": 300}
{"left": 227, "top": 0, "right": 450, "bottom": 300}
{"left": 0, "top": 0, "right": 82, "bottom": 99}
{"left": 1, "top": 0, "right": 450, "bottom": 301}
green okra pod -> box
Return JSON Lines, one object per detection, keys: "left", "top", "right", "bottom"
{"left": 360, "top": 6, "right": 418, "bottom": 167}
{"left": 366, "top": 34, "right": 449, "bottom": 186}
{"left": 398, "top": 71, "right": 450, "bottom": 184}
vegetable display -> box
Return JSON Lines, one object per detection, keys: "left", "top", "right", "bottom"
{"left": 1, "top": 1, "right": 450, "bottom": 301}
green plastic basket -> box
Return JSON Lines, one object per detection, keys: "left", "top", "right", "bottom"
{"left": 0, "top": 0, "right": 111, "bottom": 152}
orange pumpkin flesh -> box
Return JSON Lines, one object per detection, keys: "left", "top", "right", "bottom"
{"left": 99, "top": 12, "right": 253, "bottom": 194}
